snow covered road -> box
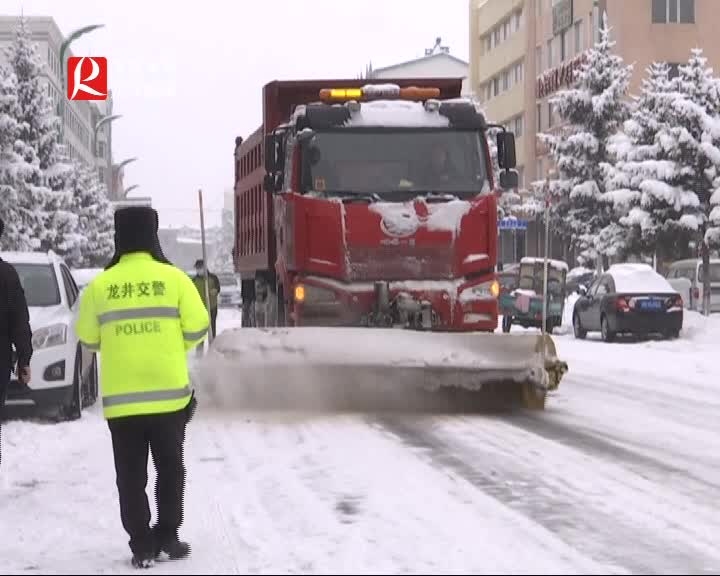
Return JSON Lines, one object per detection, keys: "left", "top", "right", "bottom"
{"left": 1, "top": 308, "right": 720, "bottom": 574}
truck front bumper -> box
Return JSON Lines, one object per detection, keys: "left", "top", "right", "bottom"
{"left": 292, "top": 276, "right": 499, "bottom": 331}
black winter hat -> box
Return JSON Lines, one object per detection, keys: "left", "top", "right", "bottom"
{"left": 105, "top": 206, "right": 172, "bottom": 269}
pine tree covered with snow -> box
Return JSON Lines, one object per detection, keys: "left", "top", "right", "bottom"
{"left": 605, "top": 62, "right": 698, "bottom": 262}
{"left": 667, "top": 49, "right": 720, "bottom": 250}
{"left": 539, "top": 13, "right": 633, "bottom": 266}
{"left": 0, "top": 63, "right": 29, "bottom": 250}
{"left": 68, "top": 162, "right": 115, "bottom": 267}
{"left": 5, "top": 16, "right": 81, "bottom": 255}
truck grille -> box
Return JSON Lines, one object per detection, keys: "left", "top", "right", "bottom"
{"left": 346, "top": 245, "right": 454, "bottom": 281}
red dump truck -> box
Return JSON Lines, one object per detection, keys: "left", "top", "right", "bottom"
{"left": 232, "top": 78, "right": 519, "bottom": 332}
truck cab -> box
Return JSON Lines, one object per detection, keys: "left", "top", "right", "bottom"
{"left": 234, "top": 79, "right": 518, "bottom": 332}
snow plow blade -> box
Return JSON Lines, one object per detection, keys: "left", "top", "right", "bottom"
{"left": 194, "top": 328, "right": 568, "bottom": 413}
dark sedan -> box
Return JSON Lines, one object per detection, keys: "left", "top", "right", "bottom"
{"left": 572, "top": 263, "right": 683, "bottom": 342}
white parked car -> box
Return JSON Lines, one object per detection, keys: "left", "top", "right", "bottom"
{"left": 3, "top": 251, "right": 98, "bottom": 420}
{"left": 218, "top": 272, "right": 241, "bottom": 308}
{"left": 665, "top": 258, "right": 720, "bottom": 313}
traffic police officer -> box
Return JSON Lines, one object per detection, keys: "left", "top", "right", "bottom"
{"left": 76, "top": 206, "right": 209, "bottom": 569}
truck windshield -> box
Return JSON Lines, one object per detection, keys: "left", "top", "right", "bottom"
{"left": 304, "top": 129, "right": 489, "bottom": 199}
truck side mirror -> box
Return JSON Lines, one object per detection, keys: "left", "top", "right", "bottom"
{"left": 497, "top": 131, "right": 517, "bottom": 170}
{"left": 499, "top": 170, "right": 519, "bottom": 190}
{"left": 264, "top": 134, "right": 277, "bottom": 174}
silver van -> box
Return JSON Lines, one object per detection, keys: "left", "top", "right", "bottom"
{"left": 665, "top": 258, "right": 720, "bottom": 313}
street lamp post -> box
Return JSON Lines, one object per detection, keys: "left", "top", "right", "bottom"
{"left": 124, "top": 184, "right": 139, "bottom": 195}
{"left": 58, "top": 24, "right": 105, "bottom": 140}
{"left": 94, "top": 114, "right": 122, "bottom": 197}
{"left": 114, "top": 158, "right": 138, "bottom": 200}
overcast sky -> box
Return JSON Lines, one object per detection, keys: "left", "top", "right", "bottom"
{"left": 6, "top": 0, "right": 469, "bottom": 228}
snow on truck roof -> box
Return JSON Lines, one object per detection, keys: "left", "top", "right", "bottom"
{"left": 343, "top": 100, "right": 450, "bottom": 128}
{"left": 607, "top": 263, "right": 674, "bottom": 294}
{"left": 520, "top": 257, "right": 569, "bottom": 271}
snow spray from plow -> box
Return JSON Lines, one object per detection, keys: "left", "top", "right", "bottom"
{"left": 193, "top": 328, "right": 568, "bottom": 413}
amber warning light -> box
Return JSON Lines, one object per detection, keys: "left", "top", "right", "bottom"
{"left": 319, "top": 85, "right": 441, "bottom": 102}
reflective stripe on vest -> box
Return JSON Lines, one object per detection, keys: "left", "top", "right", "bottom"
{"left": 183, "top": 327, "right": 208, "bottom": 340}
{"left": 103, "top": 384, "right": 192, "bottom": 408}
{"left": 97, "top": 306, "right": 208, "bottom": 342}
{"left": 98, "top": 306, "right": 180, "bottom": 325}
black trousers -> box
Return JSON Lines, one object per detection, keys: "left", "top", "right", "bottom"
{"left": 0, "top": 375, "right": 7, "bottom": 470}
{"left": 107, "top": 407, "right": 188, "bottom": 557}
{"left": 210, "top": 307, "right": 217, "bottom": 339}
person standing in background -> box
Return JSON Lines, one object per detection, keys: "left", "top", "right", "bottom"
{"left": 0, "top": 217, "right": 33, "bottom": 470}
{"left": 191, "top": 259, "right": 220, "bottom": 354}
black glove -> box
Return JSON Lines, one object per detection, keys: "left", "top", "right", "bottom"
{"left": 186, "top": 390, "right": 198, "bottom": 423}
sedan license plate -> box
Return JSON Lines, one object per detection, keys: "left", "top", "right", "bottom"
{"left": 639, "top": 298, "right": 663, "bottom": 311}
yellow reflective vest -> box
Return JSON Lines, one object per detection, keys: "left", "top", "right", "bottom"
{"left": 75, "top": 252, "right": 210, "bottom": 419}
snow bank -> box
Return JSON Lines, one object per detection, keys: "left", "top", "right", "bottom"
{"left": 608, "top": 263, "right": 674, "bottom": 294}
{"left": 345, "top": 100, "right": 450, "bottom": 128}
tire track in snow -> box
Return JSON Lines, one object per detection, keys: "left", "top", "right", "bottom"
{"left": 547, "top": 371, "right": 720, "bottom": 493}
{"left": 185, "top": 411, "right": 613, "bottom": 574}
{"left": 375, "top": 415, "right": 720, "bottom": 575}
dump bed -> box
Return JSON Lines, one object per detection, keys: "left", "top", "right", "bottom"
{"left": 233, "top": 77, "right": 465, "bottom": 275}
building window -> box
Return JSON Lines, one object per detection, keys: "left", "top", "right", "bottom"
{"left": 537, "top": 157, "right": 544, "bottom": 181}
{"left": 574, "top": 19, "right": 583, "bottom": 54}
{"left": 560, "top": 29, "right": 567, "bottom": 62}
{"left": 503, "top": 20, "right": 511, "bottom": 40}
{"left": 517, "top": 166, "right": 524, "bottom": 188}
{"left": 653, "top": 0, "right": 694, "bottom": 23}
{"left": 98, "top": 141, "right": 106, "bottom": 158}
{"left": 493, "top": 77, "right": 500, "bottom": 96}
{"left": 514, "top": 115, "right": 524, "bottom": 137}
{"left": 537, "top": 103, "right": 543, "bottom": 132}
{"left": 593, "top": 4, "right": 600, "bottom": 42}
{"left": 493, "top": 28, "right": 501, "bottom": 46}
{"left": 486, "top": 83, "right": 492, "bottom": 100}
{"left": 547, "top": 39, "right": 553, "bottom": 69}
{"left": 514, "top": 61, "right": 524, "bottom": 84}
{"left": 483, "top": 35, "right": 491, "bottom": 53}
{"left": 503, "top": 69, "right": 510, "bottom": 91}
{"left": 98, "top": 168, "right": 104, "bottom": 182}
{"left": 548, "top": 102, "right": 555, "bottom": 127}
{"left": 513, "top": 9, "right": 522, "bottom": 31}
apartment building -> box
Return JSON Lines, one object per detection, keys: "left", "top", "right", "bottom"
{"left": 470, "top": 0, "right": 720, "bottom": 259}
{"left": 471, "top": 0, "right": 720, "bottom": 186}
{"left": 0, "top": 15, "right": 114, "bottom": 190}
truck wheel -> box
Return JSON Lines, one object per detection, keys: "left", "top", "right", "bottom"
{"left": 520, "top": 382, "right": 546, "bottom": 410}
{"left": 502, "top": 315, "right": 512, "bottom": 333}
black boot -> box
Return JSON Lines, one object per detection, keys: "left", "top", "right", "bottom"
{"left": 152, "top": 527, "right": 191, "bottom": 560}
{"left": 131, "top": 553, "right": 155, "bottom": 569}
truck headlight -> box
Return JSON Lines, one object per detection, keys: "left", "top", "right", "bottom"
{"left": 32, "top": 323, "right": 68, "bottom": 349}
{"left": 294, "top": 283, "right": 338, "bottom": 304}
{"left": 464, "top": 280, "right": 500, "bottom": 300}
